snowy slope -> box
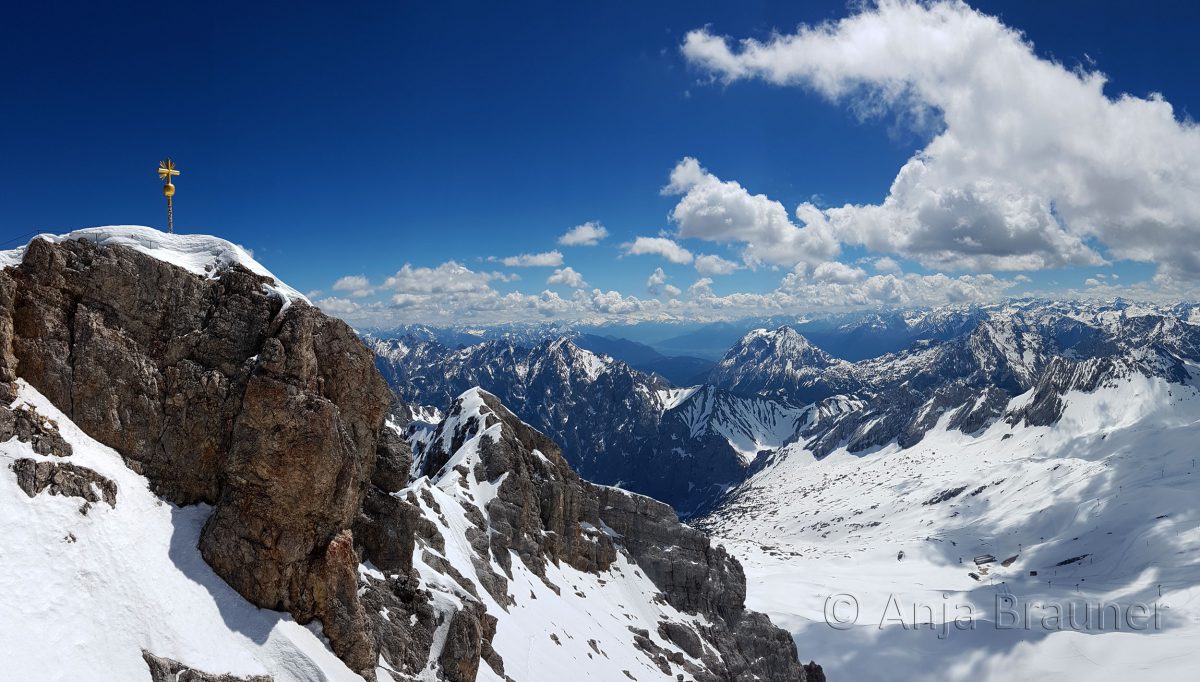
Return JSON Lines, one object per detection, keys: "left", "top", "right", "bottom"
{"left": 700, "top": 370, "right": 1200, "bottom": 680}
{"left": 390, "top": 390, "right": 726, "bottom": 682}
{"left": 656, "top": 385, "right": 807, "bottom": 465}
{"left": 0, "top": 380, "right": 360, "bottom": 681}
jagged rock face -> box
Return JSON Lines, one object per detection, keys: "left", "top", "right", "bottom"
{"left": 592, "top": 485, "right": 810, "bottom": 682}
{"left": 199, "top": 303, "right": 389, "bottom": 625}
{"left": 432, "top": 391, "right": 621, "bottom": 578}
{"left": 1003, "top": 351, "right": 1190, "bottom": 427}
{"left": 381, "top": 388, "right": 818, "bottom": 681}
{"left": 6, "top": 237, "right": 280, "bottom": 504}
{"left": 591, "top": 487, "right": 745, "bottom": 622}
{"left": 795, "top": 306, "right": 1200, "bottom": 457}
{"left": 0, "top": 236, "right": 391, "bottom": 678}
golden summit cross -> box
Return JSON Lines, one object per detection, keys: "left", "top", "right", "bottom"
{"left": 157, "top": 158, "right": 180, "bottom": 234}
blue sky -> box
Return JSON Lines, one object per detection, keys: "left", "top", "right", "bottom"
{"left": 4, "top": 1, "right": 1200, "bottom": 325}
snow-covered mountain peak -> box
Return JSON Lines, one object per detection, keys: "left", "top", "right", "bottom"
{"left": 533, "top": 336, "right": 613, "bottom": 382}
{"left": 709, "top": 326, "right": 857, "bottom": 403}
{"left": 741, "top": 325, "right": 830, "bottom": 360}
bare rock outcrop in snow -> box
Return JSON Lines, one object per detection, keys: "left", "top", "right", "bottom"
{"left": 2, "top": 400, "right": 114, "bottom": 508}
{"left": 142, "top": 650, "right": 273, "bottom": 682}
{"left": 11, "top": 457, "right": 117, "bottom": 507}
{"left": 0, "top": 404, "right": 71, "bottom": 457}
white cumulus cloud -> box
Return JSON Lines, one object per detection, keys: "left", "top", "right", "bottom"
{"left": 384, "top": 262, "right": 498, "bottom": 295}
{"left": 646, "top": 267, "right": 682, "bottom": 298}
{"left": 547, "top": 266, "right": 588, "bottom": 288}
{"left": 872, "top": 257, "right": 902, "bottom": 274}
{"left": 623, "top": 236, "right": 694, "bottom": 264}
{"left": 558, "top": 221, "right": 609, "bottom": 246}
{"left": 332, "top": 274, "right": 374, "bottom": 298}
{"left": 663, "top": 157, "right": 840, "bottom": 268}
{"left": 496, "top": 250, "right": 564, "bottom": 267}
{"left": 810, "top": 261, "right": 867, "bottom": 284}
{"left": 695, "top": 253, "right": 740, "bottom": 276}
{"left": 683, "top": 0, "right": 1200, "bottom": 278}
{"left": 779, "top": 270, "right": 1012, "bottom": 308}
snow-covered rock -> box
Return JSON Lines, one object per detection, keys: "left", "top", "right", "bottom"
{"left": 385, "top": 387, "right": 821, "bottom": 681}
{"left": 708, "top": 326, "right": 858, "bottom": 403}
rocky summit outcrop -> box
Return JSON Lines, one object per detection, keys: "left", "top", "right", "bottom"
{"left": 0, "top": 234, "right": 390, "bottom": 678}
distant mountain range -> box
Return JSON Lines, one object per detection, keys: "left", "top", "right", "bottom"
{"left": 696, "top": 301, "right": 1200, "bottom": 680}
{"left": 370, "top": 335, "right": 802, "bottom": 515}
{"left": 369, "top": 300, "right": 1200, "bottom": 518}
{"left": 362, "top": 306, "right": 994, "bottom": 363}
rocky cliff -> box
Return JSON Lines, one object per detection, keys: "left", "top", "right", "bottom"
{"left": 0, "top": 228, "right": 820, "bottom": 681}
{"left": 0, "top": 232, "right": 391, "bottom": 675}
{"left": 399, "top": 388, "right": 820, "bottom": 681}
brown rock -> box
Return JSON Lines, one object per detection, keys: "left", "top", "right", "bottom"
{"left": 11, "top": 458, "right": 117, "bottom": 507}
{"left": 438, "top": 602, "right": 500, "bottom": 682}
{"left": 307, "top": 530, "right": 377, "bottom": 679}
{"left": 0, "top": 237, "right": 392, "bottom": 677}
{"left": 0, "top": 405, "right": 72, "bottom": 458}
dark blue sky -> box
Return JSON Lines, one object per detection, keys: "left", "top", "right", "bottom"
{"left": 3, "top": 1, "right": 1199, "bottom": 317}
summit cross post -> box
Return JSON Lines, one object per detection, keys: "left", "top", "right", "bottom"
{"left": 157, "top": 158, "right": 180, "bottom": 233}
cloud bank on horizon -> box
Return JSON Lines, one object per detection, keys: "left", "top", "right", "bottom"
{"left": 318, "top": 0, "right": 1200, "bottom": 327}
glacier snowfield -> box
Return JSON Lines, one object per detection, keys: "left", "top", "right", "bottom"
{"left": 704, "top": 369, "right": 1200, "bottom": 680}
